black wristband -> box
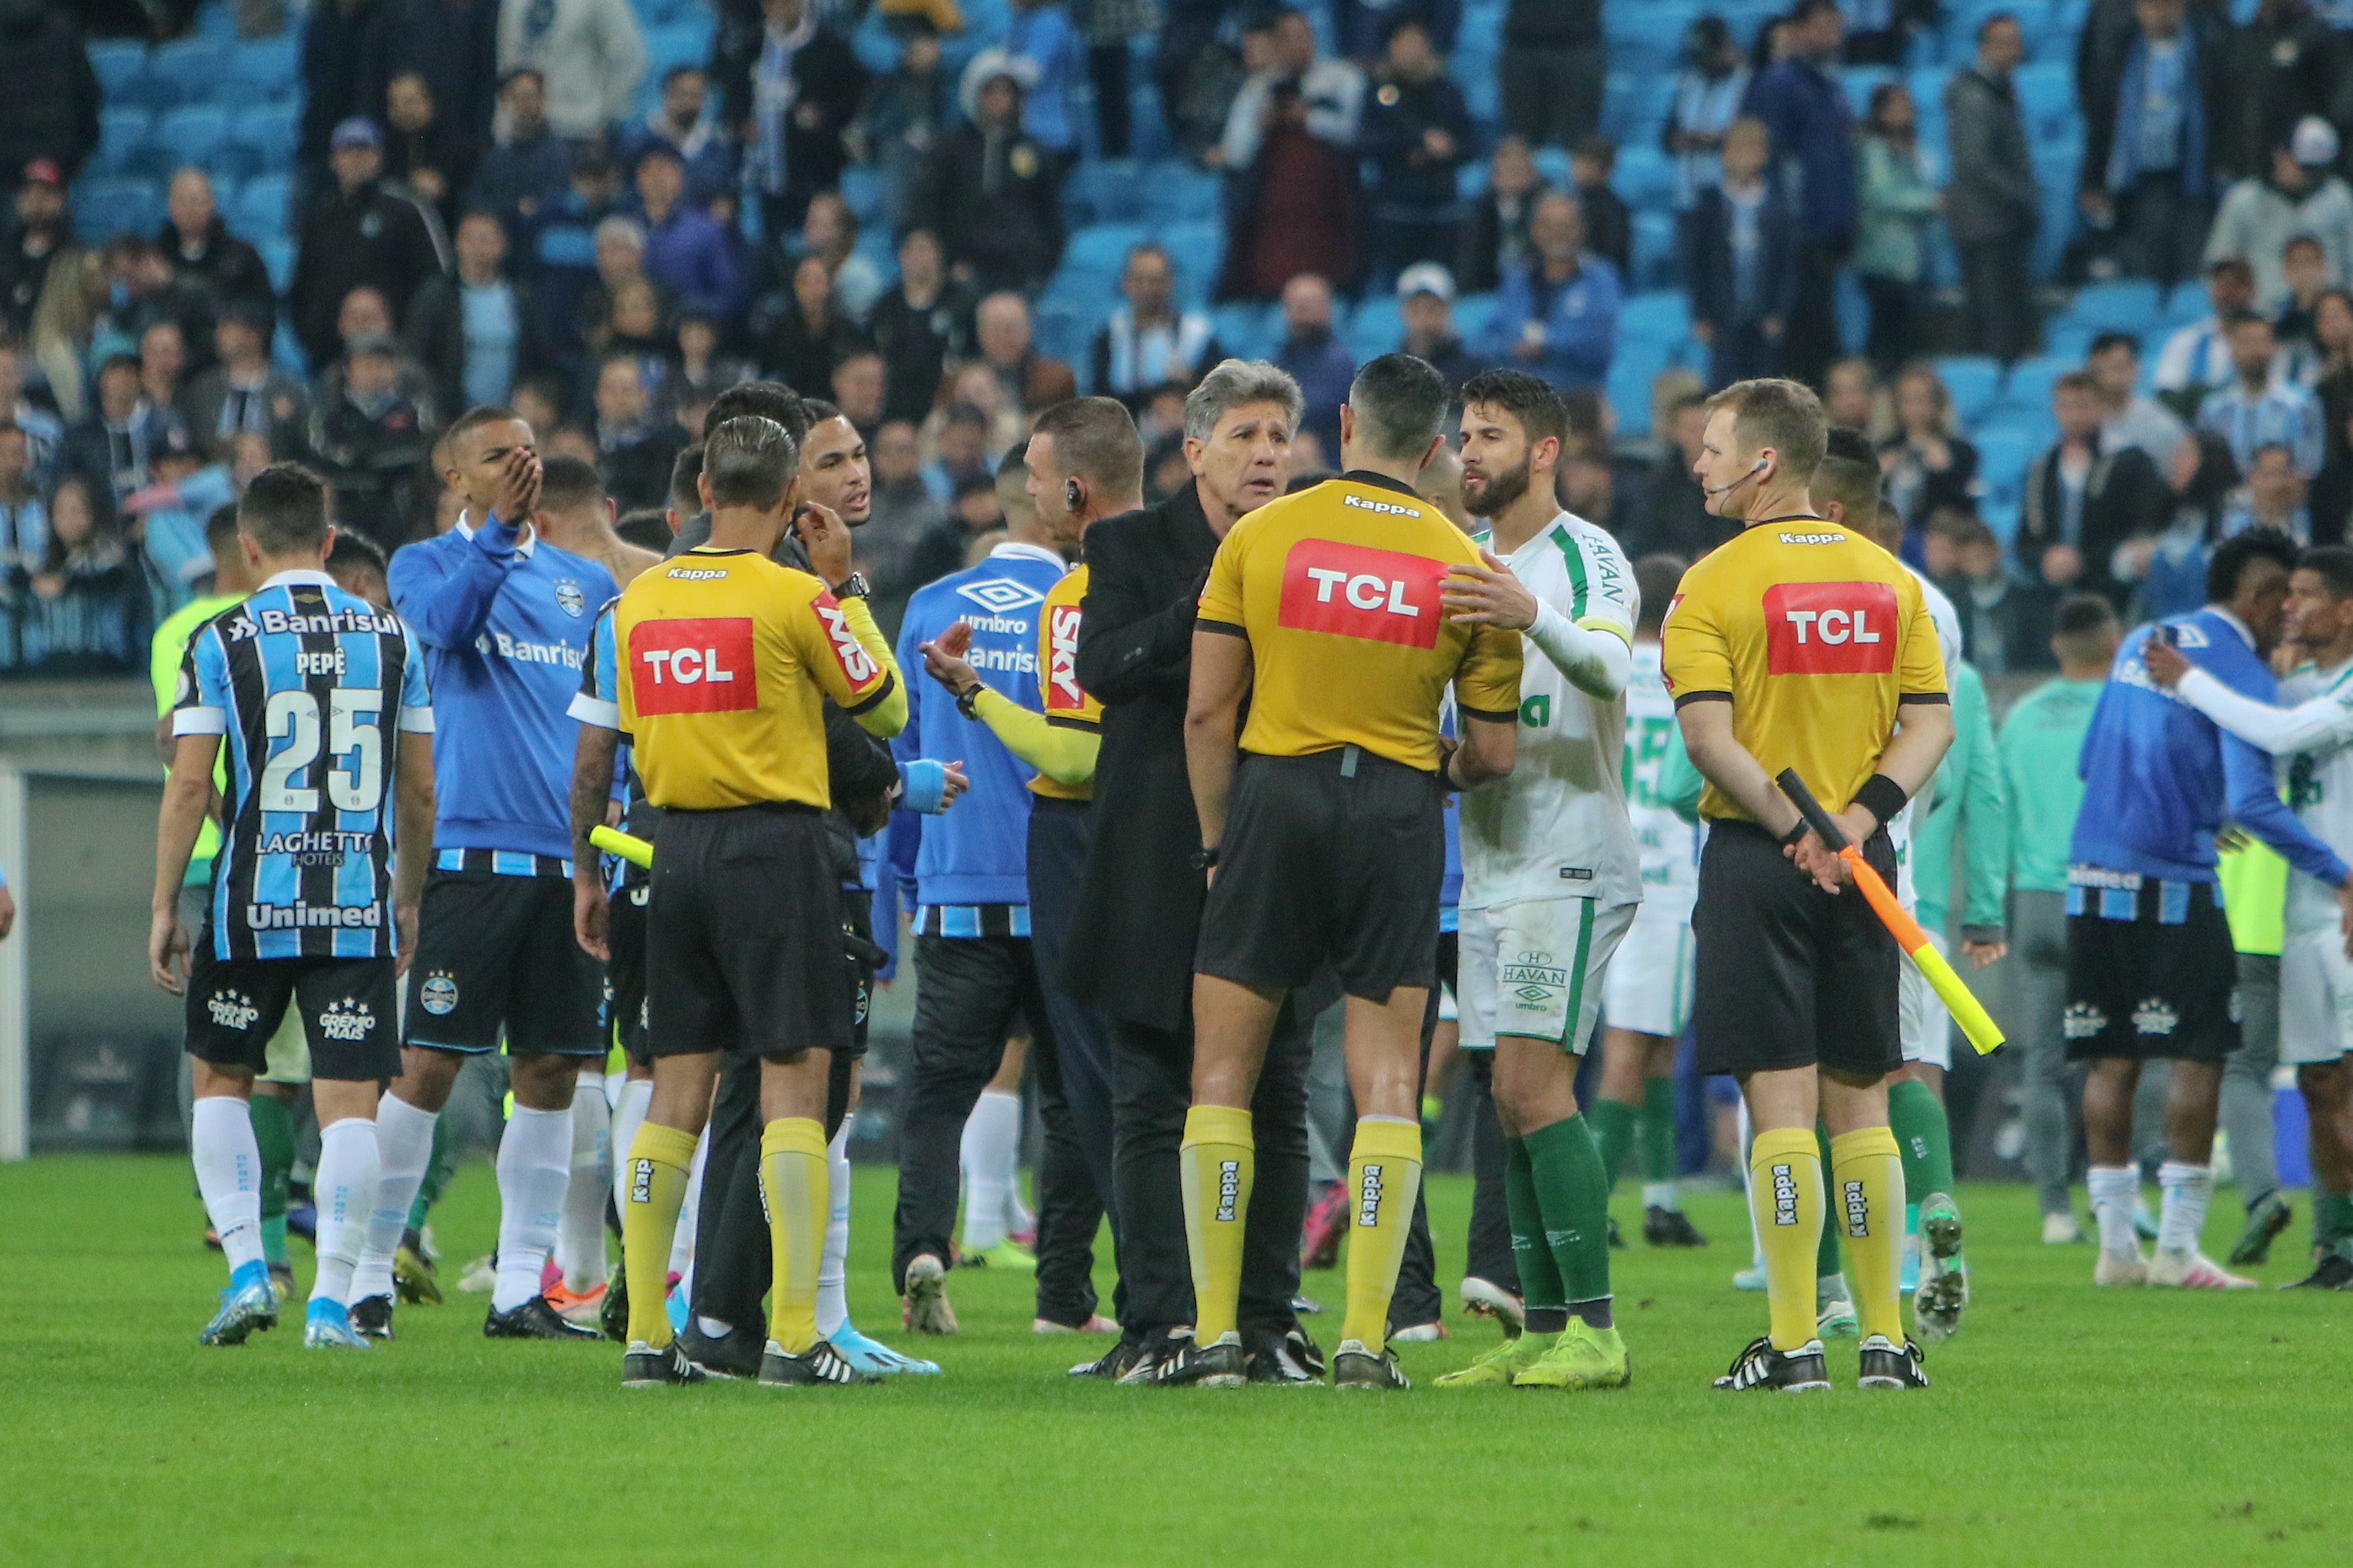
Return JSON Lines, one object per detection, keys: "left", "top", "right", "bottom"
{"left": 1779, "top": 818, "right": 1811, "bottom": 849}
{"left": 1853, "top": 773, "right": 1908, "bottom": 833}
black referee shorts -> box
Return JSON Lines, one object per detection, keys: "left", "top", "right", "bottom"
{"left": 1196, "top": 746, "right": 1444, "bottom": 1002}
{"left": 646, "top": 804, "right": 851, "bottom": 1060}
{"left": 1691, "top": 819, "right": 1901, "bottom": 1079}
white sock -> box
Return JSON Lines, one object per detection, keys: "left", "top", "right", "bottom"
{"left": 609, "top": 1077, "right": 653, "bottom": 1220}
{"left": 311, "top": 1116, "right": 380, "bottom": 1308}
{"left": 960, "top": 1089, "right": 1021, "bottom": 1252}
{"left": 191, "top": 1097, "right": 266, "bottom": 1278}
{"left": 555, "top": 1076, "right": 612, "bottom": 1292}
{"left": 2156, "top": 1159, "right": 2214, "bottom": 1255}
{"left": 2089, "top": 1164, "right": 2141, "bottom": 1255}
{"left": 491, "top": 1106, "right": 573, "bottom": 1313}
{"left": 1641, "top": 1181, "right": 1677, "bottom": 1211}
{"left": 817, "top": 1112, "right": 855, "bottom": 1337}
{"left": 352, "top": 1093, "right": 438, "bottom": 1304}
{"left": 668, "top": 1126, "right": 708, "bottom": 1282}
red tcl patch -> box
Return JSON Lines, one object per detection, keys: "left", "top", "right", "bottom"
{"left": 630, "top": 616, "right": 758, "bottom": 714}
{"left": 1043, "top": 603, "right": 1086, "bottom": 713}
{"left": 1763, "top": 581, "right": 1900, "bottom": 674}
{"left": 1277, "top": 540, "right": 1445, "bottom": 649}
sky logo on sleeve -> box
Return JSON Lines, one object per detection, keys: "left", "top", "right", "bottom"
{"left": 1044, "top": 604, "right": 1086, "bottom": 714}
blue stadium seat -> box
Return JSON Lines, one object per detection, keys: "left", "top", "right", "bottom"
{"left": 227, "top": 36, "right": 301, "bottom": 98}
{"left": 1156, "top": 220, "right": 1223, "bottom": 306}
{"left": 643, "top": 23, "right": 709, "bottom": 80}
{"left": 1062, "top": 222, "right": 1152, "bottom": 281}
{"left": 195, "top": 1, "right": 239, "bottom": 39}
{"left": 1931, "top": 355, "right": 2004, "bottom": 424}
{"left": 1611, "top": 146, "right": 1673, "bottom": 212}
{"left": 1033, "top": 296, "right": 1089, "bottom": 365}
{"left": 89, "top": 41, "right": 151, "bottom": 103}
{"left": 1972, "top": 426, "right": 2044, "bottom": 544}
{"left": 2065, "top": 280, "right": 2163, "bottom": 335}
{"left": 1630, "top": 210, "right": 1679, "bottom": 292}
{"left": 233, "top": 173, "right": 294, "bottom": 239}
{"left": 2012, "top": 62, "right": 2075, "bottom": 146}
{"left": 1607, "top": 345, "right": 1671, "bottom": 438}
{"left": 1997, "top": 356, "right": 2067, "bottom": 417}
{"left": 153, "top": 106, "right": 234, "bottom": 179}
{"left": 1453, "top": 292, "right": 1497, "bottom": 345}
{"left": 95, "top": 108, "right": 153, "bottom": 179}
{"left": 226, "top": 103, "right": 301, "bottom": 180}
{"left": 74, "top": 178, "right": 163, "bottom": 243}
{"left": 1350, "top": 296, "right": 1403, "bottom": 362}
{"left": 1144, "top": 165, "right": 1221, "bottom": 224}
{"left": 151, "top": 38, "right": 231, "bottom": 104}
{"left": 1211, "top": 301, "right": 1279, "bottom": 360}
{"left": 839, "top": 165, "right": 893, "bottom": 231}
{"left": 259, "top": 237, "right": 294, "bottom": 294}
{"left": 2042, "top": 323, "right": 2098, "bottom": 364}
{"left": 1064, "top": 161, "right": 1148, "bottom": 226}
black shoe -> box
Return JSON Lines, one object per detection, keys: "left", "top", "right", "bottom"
{"left": 1244, "top": 1328, "right": 1325, "bottom": 1384}
{"left": 678, "top": 1323, "right": 764, "bottom": 1378}
{"left": 1330, "top": 1338, "right": 1410, "bottom": 1390}
{"left": 2228, "top": 1190, "right": 2294, "bottom": 1267}
{"left": 1070, "top": 1334, "right": 1148, "bottom": 1379}
{"left": 622, "top": 1339, "right": 707, "bottom": 1387}
{"left": 1713, "top": 1335, "right": 1830, "bottom": 1392}
{"left": 1644, "top": 1205, "right": 1708, "bottom": 1247}
{"left": 599, "top": 1266, "right": 629, "bottom": 1344}
{"left": 1606, "top": 1214, "right": 1625, "bottom": 1249}
{"left": 1149, "top": 1329, "right": 1248, "bottom": 1387}
{"left": 350, "top": 1294, "right": 396, "bottom": 1341}
{"left": 758, "top": 1339, "right": 881, "bottom": 1386}
{"left": 484, "top": 1296, "right": 603, "bottom": 1340}
{"left": 1113, "top": 1325, "right": 1193, "bottom": 1385}
{"left": 1857, "top": 1333, "right": 1930, "bottom": 1390}
{"left": 2281, "top": 1251, "right": 2353, "bottom": 1290}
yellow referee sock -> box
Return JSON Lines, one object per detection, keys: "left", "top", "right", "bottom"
{"left": 760, "top": 1117, "right": 829, "bottom": 1356}
{"left": 1340, "top": 1116, "right": 1423, "bottom": 1350}
{"left": 1830, "top": 1126, "right": 1908, "bottom": 1344}
{"left": 1180, "top": 1104, "right": 1254, "bottom": 1344}
{"left": 620, "top": 1120, "right": 699, "bottom": 1349}
{"left": 1748, "top": 1126, "right": 1825, "bottom": 1352}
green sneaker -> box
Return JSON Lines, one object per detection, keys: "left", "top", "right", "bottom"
{"left": 959, "top": 1241, "right": 1037, "bottom": 1272}
{"left": 1915, "top": 1192, "right": 1967, "bottom": 1342}
{"left": 1432, "top": 1331, "right": 1552, "bottom": 1387}
{"left": 1511, "top": 1317, "right": 1629, "bottom": 1391}
{"left": 2227, "top": 1190, "right": 2292, "bottom": 1267}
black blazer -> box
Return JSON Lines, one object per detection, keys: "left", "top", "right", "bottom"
{"left": 2017, "top": 436, "right": 2166, "bottom": 602}
{"left": 1068, "top": 481, "right": 1222, "bottom": 1031}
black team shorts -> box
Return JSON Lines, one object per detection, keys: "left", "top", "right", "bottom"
{"left": 2063, "top": 870, "right": 2239, "bottom": 1063}
{"left": 604, "top": 882, "right": 650, "bottom": 1067}
{"left": 646, "top": 804, "right": 852, "bottom": 1060}
{"left": 1691, "top": 819, "right": 1902, "bottom": 1079}
{"left": 186, "top": 949, "right": 400, "bottom": 1082}
{"left": 1195, "top": 747, "right": 1444, "bottom": 1002}
{"left": 402, "top": 862, "right": 606, "bottom": 1057}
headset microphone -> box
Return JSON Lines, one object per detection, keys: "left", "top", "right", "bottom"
{"left": 1704, "top": 458, "right": 1769, "bottom": 497}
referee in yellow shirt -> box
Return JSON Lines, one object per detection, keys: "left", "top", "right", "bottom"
{"left": 599, "top": 415, "right": 908, "bottom": 1389}
{"left": 1173, "top": 354, "right": 1523, "bottom": 1390}
{"left": 1664, "top": 378, "right": 1952, "bottom": 1393}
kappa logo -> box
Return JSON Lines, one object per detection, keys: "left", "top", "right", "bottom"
{"left": 1341, "top": 493, "right": 1423, "bottom": 518}
{"left": 955, "top": 577, "right": 1047, "bottom": 615}
{"left": 553, "top": 580, "right": 586, "bottom": 618}
{"left": 208, "top": 990, "right": 260, "bottom": 1031}
{"left": 1215, "top": 1157, "right": 1242, "bottom": 1223}
{"left": 1843, "top": 1178, "right": 1870, "bottom": 1240}
{"left": 630, "top": 1157, "right": 653, "bottom": 1205}
{"left": 1358, "top": 1162, "right": 1387, "bottom": 1227}
{"left": 1763, "top": 581, "right": 1901, "bottom": 675}
{"left": 420, "top": 971, "right": 459, "bottom": 1016}
{"left": 2061, "top": 1002, "right": 2110, "bottom": 1040}
{"left": 1277, "top": 538, "right": 1444, "bottom": 649}
{"left": 317, "top": 998, "right": 377, "bottom": 1042}
{"left": 1769, "top": 1161, "right": 1799, "bottom": 1225}
{"left": 2132, "top": 997, "right": 2181, "bottom": 1036}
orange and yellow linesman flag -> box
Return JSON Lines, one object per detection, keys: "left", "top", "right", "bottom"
{"left": 1776, "top": 769, "right": 2005, "bottom": 1056}
{"left": 588, "top": 825, "right": 653, "bottom": 868}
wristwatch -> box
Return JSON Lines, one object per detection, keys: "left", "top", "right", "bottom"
{"left": 955, "top": 683, "right": 984, "bottom": 720}
{"left": 832, "top": 572, "right": 870, "bottom": 600}
{"left": 1190, "top": 845, "right": 1220, "bottom": 870}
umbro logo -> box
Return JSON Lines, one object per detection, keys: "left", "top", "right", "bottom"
{"left": 956, "top": 577, "right": 1047, "bottom": 614}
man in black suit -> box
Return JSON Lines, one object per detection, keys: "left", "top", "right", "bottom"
{"left": 1068, "top": 359, "right": 1324, "bottom": 1383}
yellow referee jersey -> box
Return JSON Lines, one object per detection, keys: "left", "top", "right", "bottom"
{"left": 616, "top": 547, "right": 897, "bottom": 811}
{"left": 1197, "top": 472, "right": 1522, "bottom": 772}
{"left": 1660, "top": 518, "right": 1945, "bottom": 823}
{"left": 1029, "top": 563, "right": 1100, "bottom": 802}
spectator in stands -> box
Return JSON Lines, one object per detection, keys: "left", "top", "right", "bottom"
{"left": 2272, "top": 235, "right": 2334, "bottom": 385}
{"left": 2080, "top": 0, "right": 2221, "bottom": 294}
{"left": 1743, "top": 0, "right": 1858, "bottom": 387}
{"left": 1004, "top": 0, "right": 1086, "bottom": 162}
{"left": 596, "top": 276, "right": 674, "bottom": 408}
{"left": 1271, "top": 272, "right": 1355, "bottom": 458}
{"left": 402, "top": 208, "right": 545, "bottom": 418}
{"left": 22, "top": 473, "right": 143, "bottom": 674}
{"left": 591, "top": 351, "right": 688, "bottom": 513}
{"left": 921, "top": 401, "right": 995, "bottom": 503}
{"left": 183, "top": 303, "right": 307, "bottom": 448}
{"left": 0, "top": 0, "right": 101, "bottom": 187}
{"left": 360, "top": 0, "right": 501, "bottom": 154}
{"left": 738, "top": 0, "right": 866, "bottom": 239}
{"left": 1569, "top": 136, "right": 1631, "bottom": 280}
{"left": 1479, "top": 188, "right": 1620, "bottom": 394}
{"left": 325, "top": 284, "right": 440, "bottom": 423}
{"left": 1630, "top": 388, "right": 1722, "bottom": 562}
{"left": 1, "top": 160, "right": 73, "bottom": 343}
{"left": 62, "top": 353, "right": 158, "bottom": 505}
{"left": 1500, "top": 0, "right": 1602, "bottom": 150}
{"left": 750, "top": 253, "right": 868, "bottom": 399}
{"left": 496, "top": 0, "right": 646, "bottom": 144}
{"left": 2309, "top": 288, "right": 2353, "bottom": 471}
{"left": 2155, "top": 255, "right": 2256, "bottom": 407}
{"left": 1665, "top": 15, "right": 1752, "bottom": 227}
{"left": 2114, "top": 427, "right": 2237, "bottom": 618}
{"left": 0, "top": 417, "right": 45, "bottom": 598}
{"left": 0, "top": 337, "right": 63, "bottom": 484}
{"left": 1843, "top": 0, "right": 1938, "bottom": 67}
{"left": 1394, "top": 262, "right": 1478, "bottom": 395}
{"left": 975, "top": 290, "right": 1076, "bottom": 414}
{"left": 2198, "top": 311, "right": 2325, "bottom": 474}
{"left": 2311, "top": 377, "right": 2353, "bottom": 540}
{"left": 2220, "top": 439, "right": 2316, "bottom": 541}
{"left": 1880, "top": 361, "right": 1981, "bottom": 534}
{"left": 1926, "top": 507, "right": 2052, "bottom": 675}
{"left": 468, "top": 68, "right": 574, "bottom": 228}
{"left": 617, "top": 65, "right": 736, "bottom": 210}
{"left": 1076, "top": 0, "right": 1157, "bottom": 161}
{"left": 798, "top": 192, "right": 884, "bottom": 324}
{"left": 631, "top": 145, "right": 743, "bottom": 327}
{"left": 2019, "top": 369, "right": 2169, "bottom": 600}
{"left": 297, "top": 0, "right": 377, "bottom": 206}
{"left": 863, "top": 415, "right": 940, "bottom": 593}
{"left": 1458, "top": 134, "right": 1550, "bottom": 296}
{"left": 140, "top": 322, "right": 192, "bottom": 433}
{"left": 1945, "top": 10, "right": 2039, "bottom": 366}
{"left": 670, "top": 311, "right": 753, "bottom": 413}
{"left": 2213, "top": 0, "right": 2342, "bottom": 188}
{"left": 2089, "top": 329, "right": 2188, "bottom": 468}
{"left": 580, "top": 215, "right": 663, "bottom": 364}
{"left": 1089, "top": 241, "right": 1223, "bottom": 411}
{"left": 1219, "top": 77, "right": 1363, "bottom": 300}
{"left": 1853, "top": 84, "right": 1939, "bottom": 371}
{"left": 1684, "top": 116, "right": 1794, "bottom": 390}
{"left": 301, "top": 333, "right": 431, "bottom": 548}
{"left": 381, "top": 72, "right": 479, "bottom": 235}
{"left": 869, "top": 227, "right": 968, "bottom": 425}
{"left": 922, "top": 58, "right": 1062, "bottom": 294}
{"left": 160, "top": 171, "right": 274, "bottom": 331}
{"left": 94, "top": 239, "right": 216, "bottom": 385}
{"left": 856, "top": 17, "right": 951, "bottom": 220}
{"left": 832, "top": 348, "right": 886, "bottom": 442}
{"left": 2204, "top": 118, "right": 2353, "bottom": 313}
{"left": 128, "top": 421, "right": 236, "bottom": 613}
{"left": 1361, "top": 19, "right": 1471, "bottom": 286}
{"left": 1215, "top": 8, "right": 1365, "bottom": 171}
{"left": 289, "top": 118, "right": 448, "bottom": 370}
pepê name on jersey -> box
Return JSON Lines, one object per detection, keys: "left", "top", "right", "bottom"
{"left": 1277, "top": 538, "right": 1443, "bottom": 649}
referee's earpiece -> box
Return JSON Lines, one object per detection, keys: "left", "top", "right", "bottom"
{"left": 1705, "top": 456, "right": 1770, "bottom": 497}
{"left": 1066, "top": 477, "right": 1083, "bottom": 512}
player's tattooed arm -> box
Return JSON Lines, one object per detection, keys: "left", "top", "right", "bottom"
{"left": 393, "top": 737, "right": 436, "bottom": 976}
{"left": 568, "top": 724, "right": 621, "bottom": 961}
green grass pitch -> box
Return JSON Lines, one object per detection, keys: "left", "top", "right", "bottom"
{"left": 3, "top": 1155, "right": 2350, "bottom": 1567}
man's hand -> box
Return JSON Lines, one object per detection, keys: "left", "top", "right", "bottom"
{"left": 796, "top": 501, "right": 854, "bottom": 584}
{"left": 492, "top": 444, "right": 542, "bottom": 526}
{"left": 939, "top": 760, "right": 970, "bottom": 807}
{"left": 575, "top": 877, "right": 611, "bottom": 962}
{"left": 1440, "top": 548, "right": 1540, "bottom": 630}
{"left": 395, "top": 901, "right": 420, "bottom": 976}
{"left": 149, "top": 906, "right": 190, "bottom": 993}
{"left": 1962, "top": 939, "right": 2007, "bottom": 968}
{"left": 1785, "top": 804, "right": 1876, "bottom": 893}
{"left": 2143, "top": 636, "right": 2191, "bottom": 689}
{"left": 919, "top": 620, "right": 982, "bottom": 696}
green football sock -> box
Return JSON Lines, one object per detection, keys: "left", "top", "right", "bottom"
{"left": 405, "top": 1114, "right": 454, "bottom": 1232}
{"left": 1888, "top": 1079, "right": 1956, "bottom": 1200}
{"left": 2317, "top": 1192, "right": 2353, "bottom": 1260}
{"left": 249, "top": 1093, "right": 295, "bottom": 1268}
{"left": 1587, "top": 1096, "right": 1636, "bottom": 1196}
{"left": 1815, "top": 1124, "right": 1843, "bottom": 1280}
{"left": 1640, "top": 1077, "right": 1678, "bottom": 1183}
{"left": 1523, "top": 1114, "right": 1612, "bottom": 1322}
{"left": 1503, "top": 1136, "right": 1567, "bottom": 1312}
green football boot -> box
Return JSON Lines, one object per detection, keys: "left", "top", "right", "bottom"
{"left": 1512, "top": 1317, "right": 1630, "bottom": 1391}
{"left": 1432, "top": 1330, "right": 1552, "bottom": 1388}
